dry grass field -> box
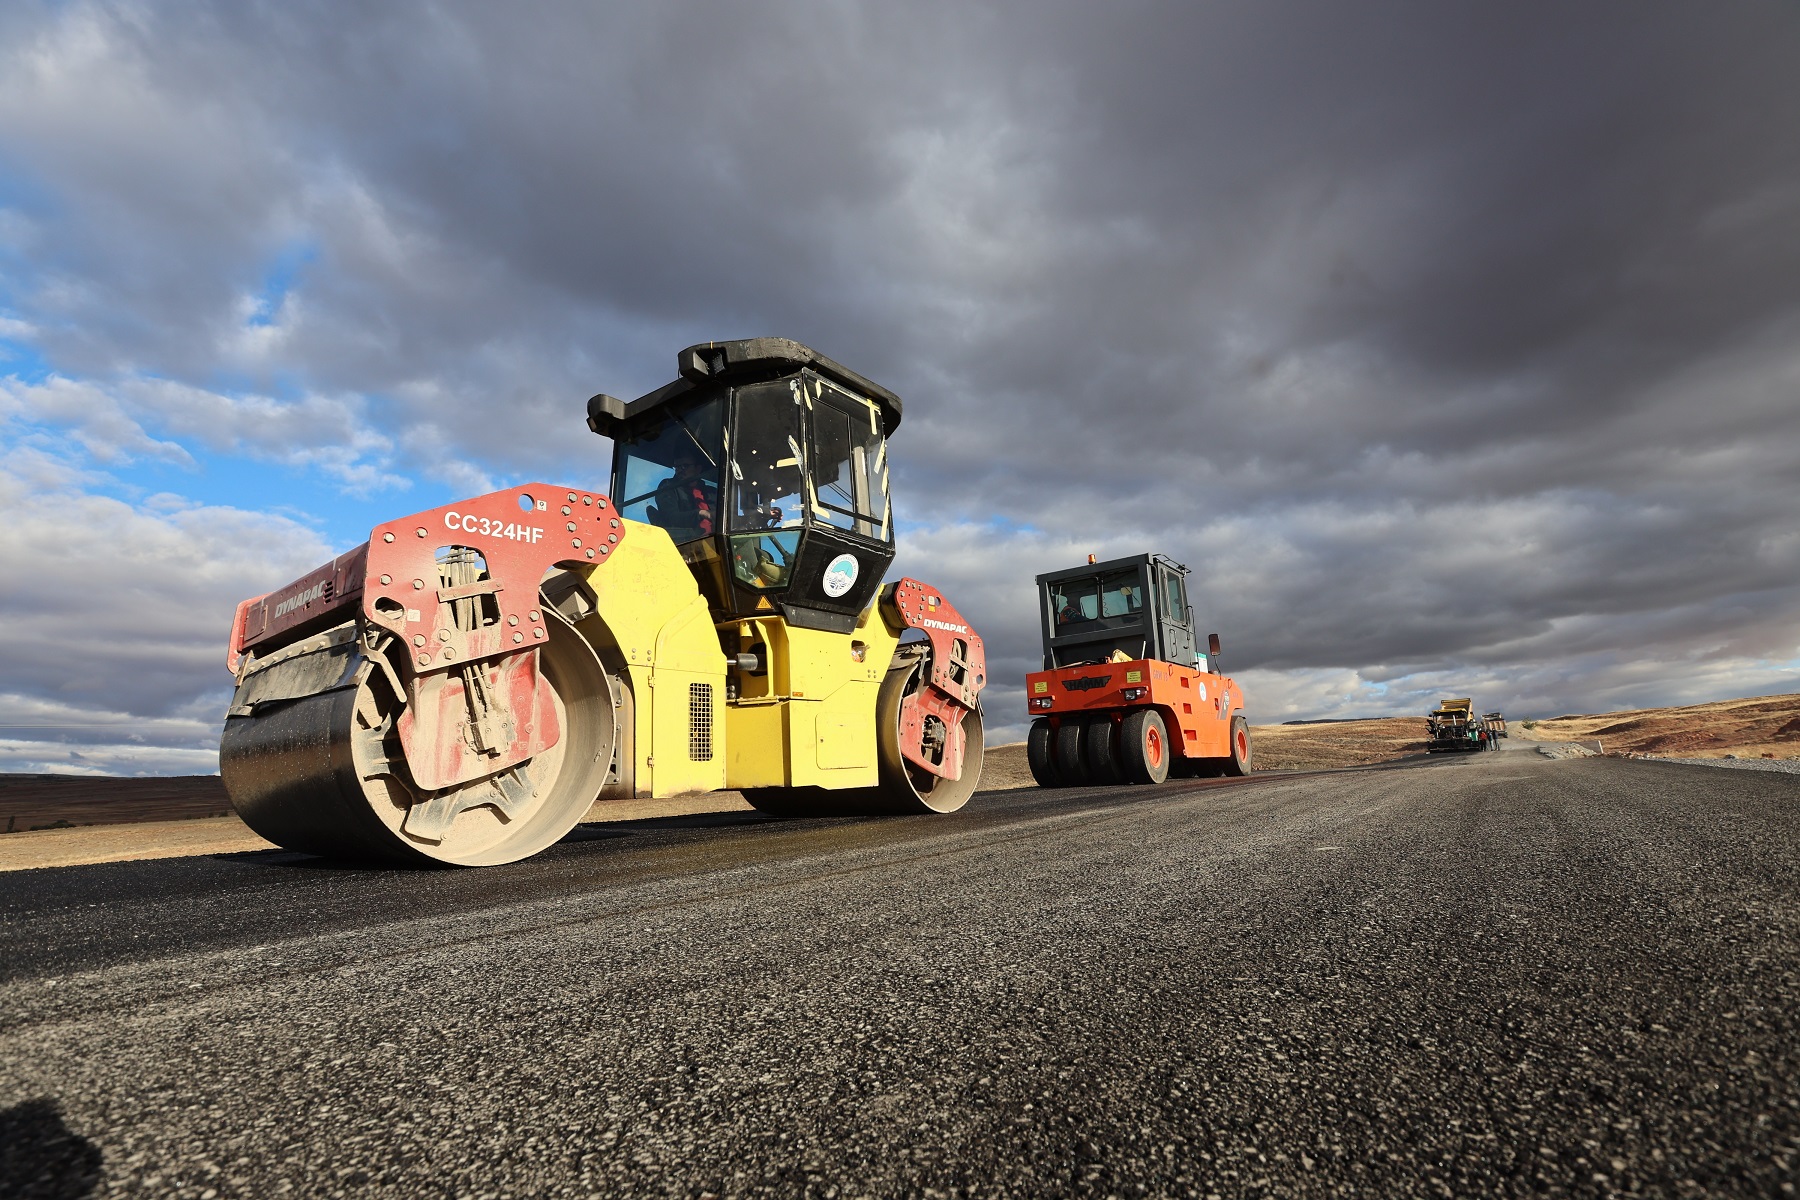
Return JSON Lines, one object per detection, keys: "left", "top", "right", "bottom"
{"left": 1246, "top": 717, "right": 1433, "bottom": 771}
{"left": 1521, "top": 692, "right": 1800, "bottom": 759}
{"left": 6, "top": 691, "right": 1796, "bottom": 838}
{"left": 1251, "top": 691, "right": 1800, "bottom": 768}
{"left": 0, "top": 774, "right": 232, "bottom": 834}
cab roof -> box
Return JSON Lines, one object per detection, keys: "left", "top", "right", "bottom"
{"left": 1035, "top": 552, "right": 1189, "bottom": 587}
{"left": 586, "top": 337, "right": 904, "bottom": 439}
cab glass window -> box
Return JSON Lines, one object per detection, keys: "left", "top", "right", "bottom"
{"left": 725, "top": 381, "right": 806, "bottom": 590}
{"left": 615, "top": 393, "right": 723, "bottom": 544}
{"left": 1050, "top": 569, "right": 1144, "bottom": 631}
{"left": 727, "top": 382, "right": 805, "bottom": 534}
{"left": 730, "top": 531, "right": 801, "bottom": 591}
{"left": 1051, "top": 577, "right": 1098, "bottom": 625}
{"left": 810, "top": 381, "right": 889, "bottom": 540}
{"left": 1162, "top": 571, "right": 1186, "bottom": 622}
{"left": 1102, "top": 571, "right": 1145, "bottom": 618}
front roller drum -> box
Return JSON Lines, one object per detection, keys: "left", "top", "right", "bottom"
{"left": 221, "top": 607, "right": 615, "bottom": 866}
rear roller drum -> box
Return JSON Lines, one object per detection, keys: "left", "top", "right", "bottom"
{"left": 221, "top": 606, "right": 615, "bottom": 865}
{"left": 874, "top": 644, "right": 984, "bottom": 813}
{"left": 745, "top": 646, "right": 984, "bottom": 817}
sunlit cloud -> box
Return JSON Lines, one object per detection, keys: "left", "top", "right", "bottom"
{"left": 0, "top": 0, "right": 1796, "bottom": 771}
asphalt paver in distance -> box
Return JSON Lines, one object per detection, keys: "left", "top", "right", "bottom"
{"left": 1, "top": 751, "right": 1797, "bottom": 1198}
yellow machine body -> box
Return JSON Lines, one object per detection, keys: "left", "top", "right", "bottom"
{"left": 567, "top": 521, "right": 903, "bottom": 798}
{"left": 717, "top": 607, "right": 900, "bottom": 792}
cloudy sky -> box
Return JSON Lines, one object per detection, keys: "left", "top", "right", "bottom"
{"left": 2, "top": 0, "right": 1798, "bottom": 773}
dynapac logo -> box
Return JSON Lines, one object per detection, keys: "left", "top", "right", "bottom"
{"left": 1061, "top": 675, "right": 1109, "bottom": 692}
{"left": 272, "top": 581, "right": 328, "bottom": 619}
{"left": 918, "top": 617, "right": 969, "bottom": 634}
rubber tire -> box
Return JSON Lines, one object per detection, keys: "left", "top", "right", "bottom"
{"left": 1083, "top": 714, "right": 1125, "bottom": 786}
{"left": 1027, "top": 718, "right": 1062, "bottom": 788}
{"left": 1168, "top": 754, "right": 1212, "bottom": 779}
{"left": 1055, "top": 718, "right": 1091, "bottom": 786}
{"left": 1120, "top": 709, "right": 1171, "bottom": 785}
{"left": 1221, "top": 715, "right": 1252, "bottom": 777}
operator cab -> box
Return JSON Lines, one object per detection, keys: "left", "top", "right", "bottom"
{"left": 588, "top": 338, "right": 899, "bottom": 633}
{"left": 1037, "top": 553, "right": 1203, "bottom": 671}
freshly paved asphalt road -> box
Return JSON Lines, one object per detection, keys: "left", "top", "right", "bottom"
{"left": 2, "top": 748, "right": 1797, "bottom": 1199}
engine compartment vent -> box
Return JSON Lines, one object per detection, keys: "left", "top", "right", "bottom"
{"left": 688, "top": 682, "right": 714, "bottom": 762}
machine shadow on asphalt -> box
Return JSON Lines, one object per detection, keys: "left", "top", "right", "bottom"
{"left": 201, "top": 807, "right": 897, "bottom": 875}
{"left": 577, "top": 811, "right": 779, "bottom": 834}
{"left": 0, "top": 1097, "right": 104, "bottom": 1200}
{"left": 196, "top": 762, "right": 1476, "bottom": 878}
{"left": 206, "top": 849, "right": 441, "bottom": 874}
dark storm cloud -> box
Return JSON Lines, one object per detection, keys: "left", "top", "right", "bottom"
{"left": 1, "top": 0, "right": 1798, "bottom": 765}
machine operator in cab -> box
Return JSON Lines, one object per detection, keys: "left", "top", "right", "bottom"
{"left": 651, "top": 456, "right": 717, "bottom": 544}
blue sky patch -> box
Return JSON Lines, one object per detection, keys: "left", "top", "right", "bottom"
{"left": 246, "top": 240, "right": 319, "bottom": 328}
{"left": 0, "top": 334, "right": 52, "bottom": 384}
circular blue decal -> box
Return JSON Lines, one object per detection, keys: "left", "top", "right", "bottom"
{"left": 822, "top": 553, "right": 860, "bottom": 598}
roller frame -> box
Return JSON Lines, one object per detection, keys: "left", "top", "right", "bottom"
{"left": 880, "top": 578, "right": 986, "bottom": 782}
{"left": 222, "top": 483, "right": 630, "bottom": 864}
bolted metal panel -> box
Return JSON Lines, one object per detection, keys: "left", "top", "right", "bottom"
{"left": 395, "top": 648, "right": 562, "bottom": 792}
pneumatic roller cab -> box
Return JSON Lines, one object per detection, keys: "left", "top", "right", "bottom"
{"left": 1024, "top": 553, "right": 1249, "bottom": 788}
{"left": 219, "top": 339, "right": 988, "bottom": 867}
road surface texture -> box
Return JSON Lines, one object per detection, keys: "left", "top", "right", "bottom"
{"left": 2, "top": 748, "right": 1797, "bottom": 1199}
